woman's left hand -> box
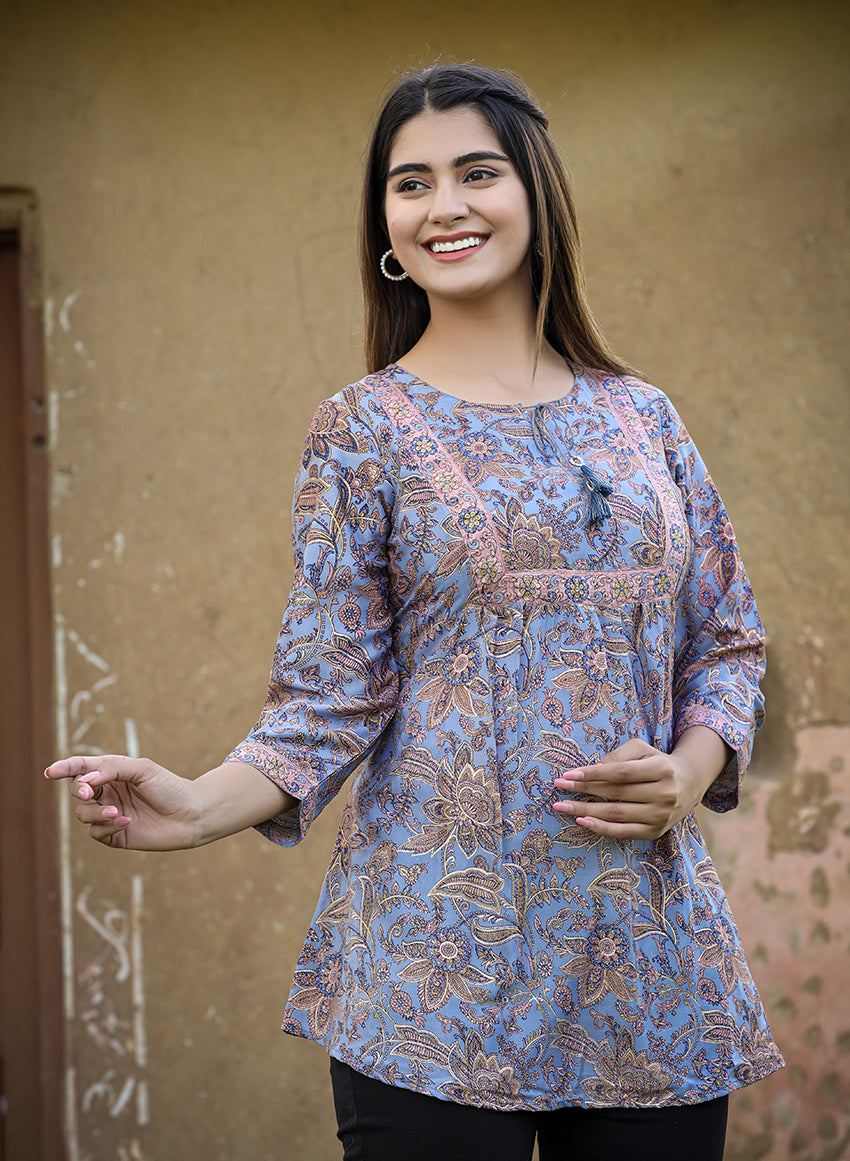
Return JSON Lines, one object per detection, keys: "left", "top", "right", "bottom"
{"left": 552, "top": 729, "right": 730, "bottom": 840}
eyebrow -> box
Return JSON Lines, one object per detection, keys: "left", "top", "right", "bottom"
{"left": 386, "top": 150, "right": 510, "bottom": 181}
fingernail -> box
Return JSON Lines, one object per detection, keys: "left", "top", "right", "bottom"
{"left": 554, "top": 800, "right": 574, "bottom": 813}
{"left": 563, "top": 768, "right": 584, "bottom": 778}
{"left": 43, "top": 767, "right": 51, "bottom": 778}
{"left": 104, "top": 806, "right": 118, "bottom": 819}
{"left": 554, "top": 779, "right": 575, "bottom": 790}
{"left": 118, "top": 817, "right": 132, "bottom": 826}
{"left": 576, "top": 817, "right": 595, "bottom": 829}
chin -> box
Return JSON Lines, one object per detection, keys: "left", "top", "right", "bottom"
{"left": 417, "top": 271, "right": 503, "bottom": 301}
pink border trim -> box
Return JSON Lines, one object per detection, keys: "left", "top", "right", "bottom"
{"left": 365, "top": 368, "right": 686, "bottom": 610}
{"left": 587, "top": 371, "right": 688, "bottom": 589}
{"left": 367, "top": 375, "right": 507, "bottom": 602}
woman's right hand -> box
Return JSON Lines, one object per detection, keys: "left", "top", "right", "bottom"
{"left": 45, "top": 755, "right": 201, "bottom": 850}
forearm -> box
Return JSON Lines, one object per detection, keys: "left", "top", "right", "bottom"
{"left": 191, "top": 761, "right": 297, "bottom": 846}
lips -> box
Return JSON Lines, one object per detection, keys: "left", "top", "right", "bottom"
{"left": 422, "top": 233, "right": 490, "bottom": 259}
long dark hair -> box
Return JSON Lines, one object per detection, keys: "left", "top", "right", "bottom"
{"left": 361, "top": 63, "right": 634, "bottom": 377}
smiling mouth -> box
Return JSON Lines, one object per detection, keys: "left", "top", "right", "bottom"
{"left": 425, "top": 234, "right": 489, "bottom": 254}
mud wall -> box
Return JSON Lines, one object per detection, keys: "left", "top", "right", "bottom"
{"left": 2, "top": 1, "right": 847, "bottom": 1158}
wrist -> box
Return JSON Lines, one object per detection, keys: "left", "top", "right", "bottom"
{"left": 189, "top": 761, "right": 295, "bottom": 847}
{"left": 671, "top": 725, "right": 731, "bottom": 799}
{"left": 185, "top": 777, "right": 211, "bottom": 848}
{"left": 188, "top": 767, "right": 235, "bottom": 847}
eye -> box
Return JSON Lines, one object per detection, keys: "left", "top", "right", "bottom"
{"left": 464, "top": 167, "right": 498, "bottom": 183}
{"left": 395, "top": 177, "right": 429, "bottom": 193}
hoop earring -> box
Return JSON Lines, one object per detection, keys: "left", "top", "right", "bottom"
{"left": 380, "top": 248, "right": 409, "bottom": 281}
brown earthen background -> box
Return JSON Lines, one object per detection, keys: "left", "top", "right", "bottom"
{"left": 2, "top": 1, "right": 848, "bottom": 1158}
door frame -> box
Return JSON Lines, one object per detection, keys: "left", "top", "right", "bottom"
{"left": 0, "top": 189, "right": 65, "bottom": 1161}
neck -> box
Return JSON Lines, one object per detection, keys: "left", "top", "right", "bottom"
{"left": 398, "top": 287, "right": 573, "bottom": 406}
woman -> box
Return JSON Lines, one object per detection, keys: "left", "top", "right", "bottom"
{"left": 47, "top": 64, "right": 783, "bottom": 1160}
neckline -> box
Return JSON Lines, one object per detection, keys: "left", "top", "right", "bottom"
{"left": 386, "top": 362, "right": 582, "bottom": 411}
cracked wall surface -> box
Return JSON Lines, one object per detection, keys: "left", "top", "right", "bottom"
{"left": 2, "top": 1, "right": 847, "bottom": 1158}
{"left": 700, "top": 727, "right": 850, "bottom": 1161}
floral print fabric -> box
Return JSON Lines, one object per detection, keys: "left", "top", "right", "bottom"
{"left": 227, "top": 365, "right": 783, "bottom": 1109}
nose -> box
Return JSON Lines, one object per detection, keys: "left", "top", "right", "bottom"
{"left": 428, "top": 179, "right": 470, "bottom": 225}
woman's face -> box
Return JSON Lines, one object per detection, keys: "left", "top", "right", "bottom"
{"left": 384, "top": 105, "right": 533, "bottom": 307}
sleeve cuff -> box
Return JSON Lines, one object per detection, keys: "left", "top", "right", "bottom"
{"left": 225, "top": 741, "right": 320, "bottom": 845}
{"left": 673, "top": 702, "right": 761, "bottom": 813}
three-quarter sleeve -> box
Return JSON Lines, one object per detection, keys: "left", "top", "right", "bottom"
{"left": 226, "top": 390, "right": 399, "bottom": 844}
{"left": 656, "top": 392, "right": 766, "bottom": 812}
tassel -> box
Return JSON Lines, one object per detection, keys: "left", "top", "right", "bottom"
{"left": 531, "top": 412, "right": 615, "bottom": 531}
{"left": 578, "top": 463, "right": 613, "bottom": 530}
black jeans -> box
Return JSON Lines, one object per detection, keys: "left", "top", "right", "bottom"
{"left": 330, "top": 1058, "right": 728, "bottom": 1161}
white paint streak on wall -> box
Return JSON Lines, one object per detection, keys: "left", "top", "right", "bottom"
{"left": 71, "top": 714, "right": 98, "bottom": 744}
{"left": 47, "top": 388, "right": 60, "bottom": 452}
{"left": 70, "top": 689, "right": 91, "bottom": 720}
{"left": 66, "top": 628, "right": 110, "bottom": 673}
{"left": 52, "top": 532, "right": 63, "bottom": 568}
{"left": 76, "top": 888, "right": 131, "bottom": 982}
{"left": 74, "top": 880, "right": 149, "bottom": 1129}
{"left": 64, "top": 1064, "right": 79, "bottom": 1161}
{"left": 118, "top": 1140, "right": 149, "bottom": 1161}
{"left": 54, "top": 614, "right": 80, "bottom": 1160}
{"left": 136, "top": 1082, "right": 150, "bottom": 1130}
{"left": 110, "top": 1076, "right": 135, "bottom": 1118}
{"left": 125, "top": 718, "right": 140, "bottom": 759}
{"left": 71, "top": 337, "right": 96, "bottom": 369}
{"left": 62, "top": 631, "right": 115, "bottom": 755}
{"left": 55, "top": 616, "right": 68, "bottom": 756}
{"left": 113, "top": 531, "right": 126, "bottom": 562}
{"left": 44, "top": 295, "right": 54, "bottom": 343}
{"left": 131, "top": 874, "right": 150, "bottom": 1127}
{"left": 58, "top": 289, "right": 80, "bottom": 333}
{"left": 82, "top": 1071, "right": 115, "bottom": 1112}
{"left": 82, "top": 1070, "right": 137, "bottom": 1118}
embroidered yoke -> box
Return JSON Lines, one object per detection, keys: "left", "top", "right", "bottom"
{"left": 228, "top": 364, "right": 784, "bottom": 1110}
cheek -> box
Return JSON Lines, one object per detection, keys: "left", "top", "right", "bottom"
{"left": 513, "top": 196, "right": 533, "bottom": 250}
{"left": 385, "top": 211, "right": 413, "bottom": 247}
{"left": 488, "top": 190, "right": 532, "bottom": 247}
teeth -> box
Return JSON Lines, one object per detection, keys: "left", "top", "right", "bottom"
{"left": 428, "top": 236, "right": 485, "bottom": 253}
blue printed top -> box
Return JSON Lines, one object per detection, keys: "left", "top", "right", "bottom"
{"left": 227, "top": 364, "right": 783, "bottom": 1110}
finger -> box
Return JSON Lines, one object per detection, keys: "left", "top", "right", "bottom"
{"left": 557, "top": 782, "right": 657, "bottom": 805}
{"left": 556, "top": 800, "right": 671, "bottom": 840}
{"left": 603, "top": 738, "right": 659, "bottom": 763}
{"left": 85, "top": 817, "right": 132, "bottom": 846}
{"left": 549, "top": 743, "right": 665, "bottom": 791}
{"left": 73, "top": 776, "right": 114, "bottom": 803}
{"left": 555, "top": 757, "right": 668, "bottom": 790}
{"left": 47, "top": 754, "right": 140, "bottom": 779}
{"left": 554, "top": 798, "right": 659, "bottom": 825}
{"left": 73, "top": 798, "right": 132, "bottom": 831}
{"left": 58, "top": 755, "right": 145, "bottom": 801}
{"left": 573, "top": 816, "right": 670, "bottom": 840}
{"left": 75, "top": 802, "right": 122, "bottom": 825}
{"left": 45, "top": 755, "right": 108, "bottom": 781}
